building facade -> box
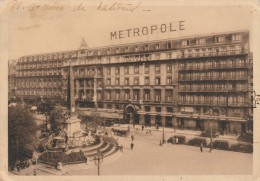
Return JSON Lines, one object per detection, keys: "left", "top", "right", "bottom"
{"left": 12, "top": 30, "right": 253, "bottom": 133}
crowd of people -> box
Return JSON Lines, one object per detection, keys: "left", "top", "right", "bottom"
{"left": 15, "top": 158, "right": 37, "bottom": 172}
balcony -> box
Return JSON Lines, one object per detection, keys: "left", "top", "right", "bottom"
{"left": 177, "top": 49, "right": 249, "bottom": 59}
{"left": 178, "top": 100, "right": 249, "bottom": 107}
{"left": 178, "top": 87, "right": 248, "bottom": 92}
{"left": 179, "top": 63, "right": 249, "bottom": 71}
{"left": 179, "top": 75, "right": 247, "bottom": 82}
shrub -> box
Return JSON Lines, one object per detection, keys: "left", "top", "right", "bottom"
{"left": 213, "top": 140, "right": 229, "bottom": 150}
{"left": 229, "top": 144, "right": 253, "bottom": 153}
{"left": 39, "top": 151, "right": 86, "bottom": 165}
{"left": 187, "top": 137, "right": 207, "bottom": 147}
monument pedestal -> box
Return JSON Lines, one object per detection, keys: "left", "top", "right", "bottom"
{"left": 64, "top": 116, "right": 82, "bottom": 138}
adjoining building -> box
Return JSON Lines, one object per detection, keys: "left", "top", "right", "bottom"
{"left": 11, "top": 30, "right": 253, "bottom": 133}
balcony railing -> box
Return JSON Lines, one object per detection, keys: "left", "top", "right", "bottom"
{"left": 179, "top": 75, "right": 247, "bottom": 81}
{"left": 177, "top": 49, "right": 249, "bottom": 59}
{"left": 179, "top": 63, "right": 249, "bottom": 71}
{"left": 178, "top": 100, "right": 249, "bottom": 107}
{"left": 179, "top": 87, "right": 248, "bottom": 92}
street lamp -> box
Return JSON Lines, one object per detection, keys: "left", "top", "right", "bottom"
{"left": 93, "top": 149, "right": 104, "bottom": 176}
{"left": 162, "top": 116, "right": 165, "bottom": 144}
{"left": 209, "top": 117, "right": 213, "bottom": 152}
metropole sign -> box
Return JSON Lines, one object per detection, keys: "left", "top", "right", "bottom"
{"left": 110, "top": 21, "right": 185, "bottom": 40}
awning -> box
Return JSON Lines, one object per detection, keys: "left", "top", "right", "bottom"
{"left": 79, "top": 110, "right": 124, "bottom": 119}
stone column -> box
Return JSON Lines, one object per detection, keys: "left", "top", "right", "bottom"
{"left": 161, "top": 116, "right": 166, "bottom": 126}
{"left": 150, "top": 115, "right": 156, "bottom": 126}
{"left": 139, "top": 114, "right": 145, "bottom": 125}
{"left": 93, "top": 78, "right": 97, "bottom": 106}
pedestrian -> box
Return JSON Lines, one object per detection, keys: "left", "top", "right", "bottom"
{"left": 156, "top": 124, "right": 159, "bottom": 130}
{"left": 131, "top": 135, "right": 134, "bottom": 141}
{"left": 200, "top": 142, "right": 203, "bottom": 152}
{"left": 16, "top": 163, "right": 20, "bottom": 172}
{"left": 120, "top": 145, "right": 124, "bottom": 152}
{"left": 142, "top": 125, "right": 144, "bottom": 131}
{"left": 130, "top": 142, "right": 134, "bottom": 150}
{"left": 175, "top": 137, "right": 179, "bottom": 144}
{"left": 85, "top": 157, "right": 88, "bottom": 165}
{"left": 33, "top": 169, "right": 37, "bottom": 176}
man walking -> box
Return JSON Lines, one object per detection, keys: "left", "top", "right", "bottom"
{"left": 131, "top": 142, "right": 134, "bottom": 150}
{"left": 200, "top": 142, "right": 203, "bottom": 152}
{"left": 131, "top": 135, "right": 134, "bottom": 142}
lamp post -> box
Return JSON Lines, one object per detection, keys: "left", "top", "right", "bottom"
{"left": 209, "top": 117, "right": 213, "bottom": 152}
{"left": 93, "top": 149, "right": 103, "bottom": 176}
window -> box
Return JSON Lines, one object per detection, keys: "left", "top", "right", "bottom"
{"left": 115, "top": 91, "right": 120, "bottom": 100}
{"left": 115, "top": 67, "right": 120, "bottom": 75}
{"left": 115, "top": 78, "right": 120, "bottom": 85}
{"left": 145, "top": 65, "right": 149, "bottom": 73}
{"left": 145, "top": 106, "right": 150, "bottom": 112}
{"left": 215, "top": 36, "right": 225, "bottom": 43}
{"left": 125, "top": 78, "right": 129, "bottom": 85}
{"left": 134, "top": 66, "right": 139, "bottom": 74}
{"left": 133, "top": 91, "right": 139, "bottom": 100}
{"left": 124, "top": 67, "right": 129, "bottom": 74}
{"left": 107, "top": 67, "right": 111, "bottom": 75}
{"left": 167, "top": 107, "right": 173, "bottom": 113}
{"left": 134, "top": 77, "right": 139, "bottom": 85}
{"left": 182, "top": 40, "right": 190, "bottom": 46}
{"left": 125, "top": 91, "right": 130, "bottom": 100}
{"left": 230, "top": 46, "right": 236, "bottom": 54}
{"left": 156, "top": 44, "right": 160, "bottom": 50}
{"left": 145, "top": 77, "right": 150, "bottom": 85}
{"left": 196, "top": 38, "right": 205, "bottom": 45}
{"left": 115, "top": 105, "right": 121, "bottom": 110}
{"left": 155, "top": 65, "right": 160, "bottom": 73}
{"left": 232, "top": 34, "right": 242, "bottom": 41}
{"left": 107, "top": 104, "right": 112, "bottom": 109}
{"left": 167, "top": 42, "right": 172, "bottom": 49}
{"left": 107, "top": 78, "right": 111, "bottom": 85}
{"left": 155, "top": 77, "right": 161, "bottom": 85}
{"left": 167, "top": 77, "right": 172, "bottom": 84}
{"left": 107, "top": 91, "right": 111, "bottom": 100}
{"left": 156, "top": 107, "right": 161, "bottom": 112}
{"left": 155, "top": 90, "right": 161, "bottom": 101}
{"left": 167, "top": 64, "right": 172, "bottom": 73}
{"left": 144, "top": 90, "right": 150, "bottom": 101}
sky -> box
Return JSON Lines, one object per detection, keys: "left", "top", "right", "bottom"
{"left": 1, "top": 0, "right": 256, "bottom": 60}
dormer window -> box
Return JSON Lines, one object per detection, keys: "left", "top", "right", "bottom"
{"left": 215, "top": 36, "right": 225, "bottom": 43}
{"left": 196, "top": 38, "right": 205, "bottom": 45}
{"left": 232, "top": 34, "right": 242, "bottom": 41}
{"left": 182, "top": 40, "right": 190, "bottom": 46}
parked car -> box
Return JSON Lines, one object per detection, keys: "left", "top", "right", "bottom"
{"left": 167, "top": 135, "right": 186, "bottom": 144}
{"left": 102, "top": 120, "right": 115, "bottom": 127}
{"left": 238, "top": 132, "right": 253, "bottom": 143}
{"left": 200, "top": 131, "right": 219, "bottom": 138}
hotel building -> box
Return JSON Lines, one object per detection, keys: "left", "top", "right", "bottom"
{"left": 12, "top": 30, "right": 253, "bottom": 133}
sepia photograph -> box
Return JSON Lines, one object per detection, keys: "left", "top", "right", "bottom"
{"left": 1, "top": 0, "right": 260, "bottom": 180}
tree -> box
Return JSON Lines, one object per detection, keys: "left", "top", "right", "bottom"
{"left": 8, "top": 105, "right": 37, "bottom": 169}
{"left": 49, "top": 108, "right": 65, "bottom": 133}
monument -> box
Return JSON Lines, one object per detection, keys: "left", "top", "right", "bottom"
{"left": 64, "top": 60, "right": 83, "bottom": 138}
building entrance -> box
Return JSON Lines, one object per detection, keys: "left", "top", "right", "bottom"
{"left": 145, "top": 115, "right": 151, "bottom": 126}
